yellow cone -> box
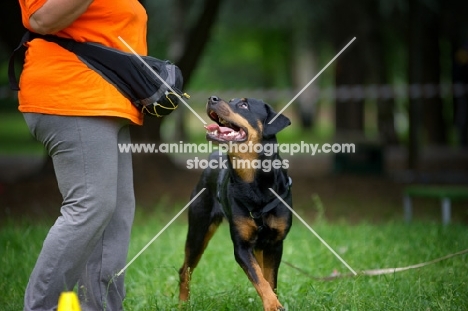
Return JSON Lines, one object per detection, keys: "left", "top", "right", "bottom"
{"left": 57, "top": 292, "right": 81, "bottom": 311}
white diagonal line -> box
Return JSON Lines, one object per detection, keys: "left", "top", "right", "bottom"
{"left": 118, "top": 36, "right": 207, "bottom": 125}
{"left": 269, "top": 188, "right": 357, "bottom": 275}
{"left": 116, "top": 188, "right": 206, "bottom": 277}
{"left": 268, "top": 37, "right": 356, "bottom": 124}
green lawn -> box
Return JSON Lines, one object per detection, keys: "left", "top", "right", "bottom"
{"left": 1, "top": 208, "right": 468, "bottom": 311}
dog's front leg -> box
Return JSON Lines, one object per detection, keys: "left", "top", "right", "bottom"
{"left": 231, "top": 218, "right": 284, "bottom": 311}
{"left": 234, "top": 245, "right": 284, "bottom": 311}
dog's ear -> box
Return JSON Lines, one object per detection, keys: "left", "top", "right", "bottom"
{"left": 263, "top": 103, "right": 291, "bottom": 138}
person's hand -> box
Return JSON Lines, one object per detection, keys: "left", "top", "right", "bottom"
{"left": 29, "top": 0, "right": 94, "bottom": 34}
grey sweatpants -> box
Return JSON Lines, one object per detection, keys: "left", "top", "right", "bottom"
{"left": 23, "top": 114, "right": 135, "bottom": 311}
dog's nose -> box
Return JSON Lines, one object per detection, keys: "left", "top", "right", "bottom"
{"left": 208, "top": 96, "right": 219, "bottom": 104}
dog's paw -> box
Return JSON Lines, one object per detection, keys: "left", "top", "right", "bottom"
{"left": 264, "top": 303, "right": 285, "bottom": 311}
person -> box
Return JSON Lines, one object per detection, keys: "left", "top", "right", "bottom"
{"left": 17, "top": 0, "right": 148, "bottom": 310}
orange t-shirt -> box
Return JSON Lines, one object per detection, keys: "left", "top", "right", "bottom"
{"left": 18, "top": 0, "right": 148, "bottom": 125}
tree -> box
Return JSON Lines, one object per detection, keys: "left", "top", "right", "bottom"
{"left": 328, "top": 1, "right": 366, "bottom": 139}
{"left": 130, "top": 0, "right": 223, "bottom": 146}
{"left": 443, "top": 0, "right": 468, "bottom": 146}
{"left": 368, "top": 1, "right": 399, "bottom": 145}
{"left": 407, "top": 0, "right": 449, "bottom": 169}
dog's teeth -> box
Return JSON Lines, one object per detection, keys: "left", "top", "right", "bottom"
{"left": 221, "top": 130, "right": 240, "bottom": 138}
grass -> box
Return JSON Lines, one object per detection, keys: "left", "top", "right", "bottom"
{"left": 1, "top": 206, "right": 468, "bottom": 311}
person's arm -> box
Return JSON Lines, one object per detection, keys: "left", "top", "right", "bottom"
{"left": 29, "top": 0, "right": 94, "bottom": 34}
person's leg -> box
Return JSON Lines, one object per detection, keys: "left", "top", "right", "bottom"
{"left": 23, "top": 114, "right": 129, "bottom": 311}
{"left": 78, "top": 123, "right": 135, "bottom": 311}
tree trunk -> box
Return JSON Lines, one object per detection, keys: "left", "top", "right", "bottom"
{"left": 168, "top": 0, "right": 189, "bottom": 142}
{"left": 408, "top": 0, "right": 424, "bottom": 170}
{"left": 335, "top": 61, "right": 365, "bottom": 136}
{"left": 131, "top": 0, "right": 223, "bottom": 144}
{"left": 291, "top": 24, "right": 318, "bottom": 129}
{"left": 422, "top": 18, "right": 446, "bottom": 145}
{"left": 407, "top": 0, "right": 446, "bottom": 169}
{"left": 444, "top": 0, "right": 468, "bottom": 146}
{"left": 176, "top": 0, "right": 222, "bottom": 86}
{"left": 367, "top": 11, "right": 398, "bottom": 146}
{"left": 331, "top": 3, "right": 366, "bottom": 140}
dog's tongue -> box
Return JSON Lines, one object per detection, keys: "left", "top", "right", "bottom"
{"left": 204, "top": 123, "right": 235, "bottom": 134}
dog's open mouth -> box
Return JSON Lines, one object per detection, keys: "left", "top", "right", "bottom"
{"left": 205, "top": 110, "right": 247, "bottom": 142}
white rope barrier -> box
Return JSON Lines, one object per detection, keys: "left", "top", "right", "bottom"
{"left": 182, "top": 83, "right": 468, "bottom": 103}
{"left": 2, "top": 84, "right": 468, "bottom": 102}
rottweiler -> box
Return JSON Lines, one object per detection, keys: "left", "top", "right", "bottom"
{"left": 179, "top": 96, "right": 293, "bottom": 311}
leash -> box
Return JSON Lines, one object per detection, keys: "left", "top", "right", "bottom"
{"left": 283, "top": 248, "right": 468, "bottom": 281}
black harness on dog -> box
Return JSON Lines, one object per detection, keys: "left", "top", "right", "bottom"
{"left": 217, "top": 168, "right": 292, "bottom": 232}
{"left": 248, "top": 176, "right": 292, "bottom": 219}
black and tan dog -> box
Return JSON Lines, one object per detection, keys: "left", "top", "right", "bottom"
{"left": 179, "top": 96, "right": 292, "bottom": 311}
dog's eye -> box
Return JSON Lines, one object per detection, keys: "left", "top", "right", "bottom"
{"left": 238, "top": 102, "right": 248, "bottom": 109}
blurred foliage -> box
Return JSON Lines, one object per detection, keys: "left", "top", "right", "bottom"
{"left": 1, "top": 0, "right": 468, "bottom": 149}
{"left": 190, "top": 27, "right": 292, "bottom": 90}
{"left": 142, "top": 0, "right": 334, "bottom": 90}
